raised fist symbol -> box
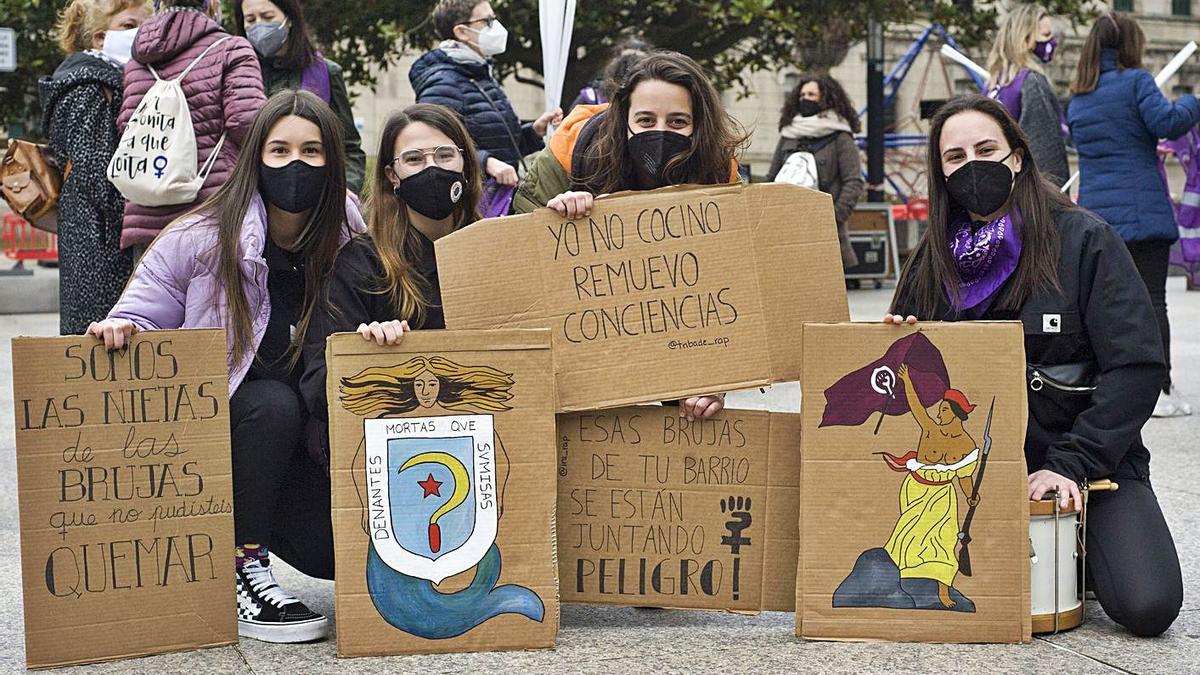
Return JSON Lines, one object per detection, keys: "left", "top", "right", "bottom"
{"left": 719, "top": 495, "right": 752, "bottom": 554}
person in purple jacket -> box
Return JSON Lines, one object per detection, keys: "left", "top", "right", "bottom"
{"left": 117, "top": 0, "right": 266, "bottom": 258}
{"left": 87, "top": 91, "right": 362, "bottom": 644}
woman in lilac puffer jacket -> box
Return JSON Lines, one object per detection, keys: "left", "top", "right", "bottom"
{"left": 91, "top": 91, "right": 361, "bottom": 644}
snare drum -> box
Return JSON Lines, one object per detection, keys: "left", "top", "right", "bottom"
{"left": 1029, "top": 480, "right": 1118, "bottom": 634}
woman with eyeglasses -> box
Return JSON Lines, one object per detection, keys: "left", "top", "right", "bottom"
{"left": 300, "top": 103, "right": 481, "bottom": 441}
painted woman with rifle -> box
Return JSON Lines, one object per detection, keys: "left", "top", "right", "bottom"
{"left": 886, "top": 95, "right": 1181, "bottom": 637}
{"left": 878, "top": 363, "right": 979, "bottom": 609}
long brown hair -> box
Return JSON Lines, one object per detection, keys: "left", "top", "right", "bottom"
{"left": 1071, "top": 12, "right": 1144, "bottom": 94}
{"left": 577, "top": 51, "right": 747, "bottom": 194}
{"left": 778, "top": 73, "right": 861, "bottom": 133}
{"left": 231, "top": 0, "right": 320, "bottom": 71}
{"left": 892, "top": 95, "right": 1068, "bottom": 318}
{"left": 365, "top": 103, "right": 481, "bottom": 325}
{"left": 192, "top": 89, "right": 348, "bottom": 367}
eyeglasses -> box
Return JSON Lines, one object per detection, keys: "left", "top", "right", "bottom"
{"left": 392, "top": 145, "right": 464, "bottom": 171}
{"left": 463, "top": 15, "right": 497, "bottom": 28}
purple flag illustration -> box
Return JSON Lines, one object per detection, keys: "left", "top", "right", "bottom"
{"left": 819, "top": 333, "right": 950, "bottom": 428}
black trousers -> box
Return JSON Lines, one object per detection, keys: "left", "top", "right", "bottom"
{"left": 1085, "top": 476, "right": 1182, "bottom": 636}
{"left": 1125, "top": 240, "right": 1172, "bottom": 392}
{"left": 230, "top": 379, "right": 334, "bottom": 580}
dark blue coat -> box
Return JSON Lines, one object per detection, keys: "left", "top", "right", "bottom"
{"left": 409, "top": 49, "right": 543, "bottom": 169}
{"left": 1068, "top": 49, "right": 1200, "bottom": 242}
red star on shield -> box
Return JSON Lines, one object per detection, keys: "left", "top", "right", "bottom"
{"left": 417, "top": 473, "right": 443, "bottom": 498}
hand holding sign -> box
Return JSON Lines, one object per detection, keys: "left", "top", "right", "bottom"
{"left": 85, "top": 318, "right": 139, "bottom": 351}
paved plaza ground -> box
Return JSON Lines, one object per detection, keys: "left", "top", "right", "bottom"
{"left": 1, "top": 284, "right": 1197, "bottom": 674}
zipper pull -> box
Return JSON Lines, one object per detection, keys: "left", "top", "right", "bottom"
{"left": 1030, "top": 371, "right": 1044, "bottom": 392}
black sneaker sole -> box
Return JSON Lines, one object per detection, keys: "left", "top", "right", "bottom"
{"left": 238, "top": 616, "right": 329, "bottom": 644}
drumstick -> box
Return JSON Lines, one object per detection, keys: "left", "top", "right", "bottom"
{"left": 1063, "top": 41, "right": 1198, "bottom": 193}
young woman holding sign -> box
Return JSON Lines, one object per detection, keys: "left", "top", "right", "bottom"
{"left": 541, "top": 51, "right": 743, "bottom": 216}
{"left": 298, "top": 103, "right": 482, "bottom": 423}
{"left": 521, "top": 52, "right": 742, "bottom": 420}
{"left": 86, "top": 90, "right": 364, "bottom": 643}
{"left": 884, "top": 95, "right": 1180, "bottom": 637}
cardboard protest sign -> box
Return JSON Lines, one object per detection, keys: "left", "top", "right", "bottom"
{"left": 11, "top": 330, "right": 235, "bottom": 669}
{"left": 797, "top": 323, "right": 1031, "bottom": 643}
{"left": 557, "top": 405, "right": 800, "bottom": 611}
{"left": 325, "top": 330, "right": 558, "bottom": 656}
{"left": 436, "top": 183, "right": 849, "bottom": 412}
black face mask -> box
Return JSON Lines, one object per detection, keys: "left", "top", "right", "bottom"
{"left": 395, "top": 166, "right": 465, "bottom": 220}
{"left": 259, "top": 160, "right": 325, "bottom": 214}
{"left": 945, "top": 152, "right": 1016, "bottom": 216}
{"left": 796, "top": 99, "right": 821, "bottom": 118}
{"left": 627, "top": 130, "right": 692, "bottom": 189}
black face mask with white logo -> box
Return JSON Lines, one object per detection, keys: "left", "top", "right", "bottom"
{"left": 627, "top": 130, "right": 692, "bottom": 190}
{"left": 395, "top": 166, "right": 465, "bottom": 220}
{"left": 259, "top": 160, "right": 325, "bottom": 214}
{"left": 944, "top": 151, "right": 1016, "bottom": 217}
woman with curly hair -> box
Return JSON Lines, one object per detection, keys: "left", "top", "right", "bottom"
{"left": 767, "top": 73, "right": 864, "bottom": 271}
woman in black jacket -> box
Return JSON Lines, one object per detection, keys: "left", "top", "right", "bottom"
{"left": 300, "top": 104, "right": 477, "bottom": 424}
{"left": 886, "top": 96, "right": 1180, "bottom": 637}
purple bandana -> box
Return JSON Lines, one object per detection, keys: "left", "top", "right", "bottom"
{"left": 946, "top": 207, "right": 1023, "bottom": 314}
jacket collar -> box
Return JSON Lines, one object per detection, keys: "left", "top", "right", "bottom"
{"left": 1100, "top": 48, "right": 1120, "bottom": 73}
{"left": 241, "top": 192, "right": 367, "bottom": 263}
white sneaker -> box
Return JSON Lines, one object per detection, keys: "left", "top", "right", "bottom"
{"left": 1152, "top": 390, "right": 1193, "bottom": 418}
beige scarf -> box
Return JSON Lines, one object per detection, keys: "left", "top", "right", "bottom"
{"left": 780, "top": 111, "right": 853, "bottom": 140}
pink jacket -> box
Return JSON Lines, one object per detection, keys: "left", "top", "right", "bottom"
{"left": 107, "top": 193, "right": 367, "bottom": 394}
{"left": 117, "top": 9, "right": 265, "bottom": 249}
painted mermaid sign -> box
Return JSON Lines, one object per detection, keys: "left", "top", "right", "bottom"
{"left": 339, "top": 355, "right": 544, "bottom": 640}
{"left": 820, "top": 333, "right": 993, "bottom": 613}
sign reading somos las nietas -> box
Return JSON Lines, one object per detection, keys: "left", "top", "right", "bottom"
{"left": 557, "top": 406, "right": 801, "bottom": 611}
{"left": 11, "top": 330, "right": 236, "bottom": 669}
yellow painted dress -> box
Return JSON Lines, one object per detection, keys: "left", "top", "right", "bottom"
{"left": 884, "top": 450, "right": 978, "bottom": 586}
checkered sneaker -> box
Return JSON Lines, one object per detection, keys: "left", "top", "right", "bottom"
{"left": 235, "top": 557, "right": 328, "bottom": 643}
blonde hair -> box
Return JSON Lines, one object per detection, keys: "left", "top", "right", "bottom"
{"left": 987, "top": 4, "right": 1048, "bottom": 88}
{"left": 56, "top": 0, "right": 147, "bottom": 54}
{"left": 339, "top": 356, "right": 515, "bottom": 416}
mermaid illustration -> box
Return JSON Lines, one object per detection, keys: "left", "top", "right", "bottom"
{"left": 339, "top": 355, "right": 544, "bottom": 640}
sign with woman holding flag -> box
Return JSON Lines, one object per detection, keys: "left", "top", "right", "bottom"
{"left": 798, "top": 323, "right": 1030, "bottom": 643}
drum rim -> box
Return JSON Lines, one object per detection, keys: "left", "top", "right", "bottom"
{"left": 1029, "top": 498, "right": 1081, "bottom": 516}
{"left": 1032, "top": 604, "right": 1084, "bottom": 634}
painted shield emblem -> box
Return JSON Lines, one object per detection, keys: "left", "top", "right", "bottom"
{"left": 364, "top": 414, "right": 498, "bottom": 584}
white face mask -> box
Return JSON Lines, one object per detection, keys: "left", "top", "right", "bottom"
{"left": 474, "top": 20, "right": 508, "bottom": 57}
{"left": 101, "top": 27, "right": 138, "bottom": 66}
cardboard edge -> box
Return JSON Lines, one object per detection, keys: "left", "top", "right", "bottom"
{"left": 25, "top": 638, "right": 238, "bottom": 671}
{"left": 327, "top": 328, "right": 552, "bottom": 356}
